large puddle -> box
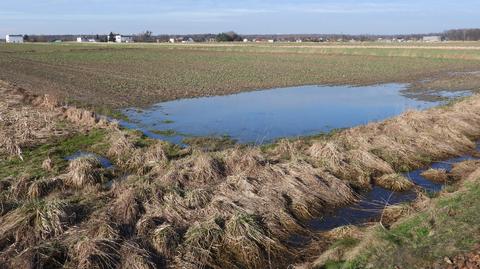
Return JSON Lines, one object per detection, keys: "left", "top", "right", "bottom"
{"left": 121, "top": 84, "right": 471, "bottom": 144}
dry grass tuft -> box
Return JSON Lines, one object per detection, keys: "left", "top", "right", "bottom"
{"left": 151, "top": 223, "right": 180, "bottom": 258}
{"left": 66, "top": 156, "right": 102, "bottom": 188}
{"left": 224, "top": 213, "right": 288, "bottom": 268}
{"left": 450, "top": 160, "right": 480, "bottom": 181}
{"left": 107, "top": 131, "right": 136, "bottom": 160}
{"left": 191, "top": 153, "right": 225, "bottom": 183}
{"left": 85, "top": 213, "right": 120, "bottom": 239}
{"left": 421, "top": 168, "right": 449, "bottom": 183}
{"left": 10, "top": 175, "right": 32, "bottom": 200}
{"left": 381, "top": 204, "right": 414, "bottom": 225}
{"left": 27, "top": 178, "right": 62, "bottom": 199}
{"left": 0, "top": 199, "right": 69, "bottom": 246}
{"left": 0, "top": 133, "right": 23, "bottom": 160}
{"left": 224, "top": 147, "right": 266, "bottom": 176}
{"left": 111, "top": 189, "right": 142, "bottom": 231}
{"left": 32, "top": 94, "right": 60, "bottom": 109}
{"left": 74, "top": 237, "right": 121, "bottom": 269}
{"left": 11, "top": 241, "right": 67, "bottom": 269}
{"left": 64, "top": 107, "right": 98, "bottom": 126}
{"left": 144, "top": 141, "right": 169, "bottom": 167}
{"left": 182, "top": 218, "right": 224, "bottom": 268}
{"left": 375, "top": 173, "right": 415, "bottom": 192}
{"left": 184, "top": 188, "right": 212, "bottom": 209}
{"left": 120, "top": 242, "right": 157, "bottom": 269}
{"left": 324, "top": 225, "right": 362, "bottom": 241}
{"left": 42, "top": 157, "right": 53, "bottom": 172}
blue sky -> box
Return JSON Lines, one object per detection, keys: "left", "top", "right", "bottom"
{"left": 0, "top": 0, "right": 479, "bottom": 36}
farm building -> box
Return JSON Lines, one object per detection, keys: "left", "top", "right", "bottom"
{"left": 181, "top": 38, "right": 195, "bottom": 44}
{"left": 76, "top": 37, "right": 85, "bottom": 42}
{"left": 423, "top": 36, "right": 442, "bottom": 42}
{"left": 169, "top": 38, "right": 176, "bottom": 43}
{"left": 6, "top": 35, "right": 24, "bottom": 43}
{"left": 115, "top": 35, "right": 134, "bottom": 43}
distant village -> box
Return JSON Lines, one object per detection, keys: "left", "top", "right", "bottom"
{"left": 4, "top": 28, "right": 480, "bottom": 44}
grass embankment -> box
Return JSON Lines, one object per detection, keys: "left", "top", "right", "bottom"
{"left": 1, "top": 43, "right": 480, "bottom": 110}
{"left": 2, "top": 82, "right": 480, "bottom": 268}
{"left": 317, "top": 168, "right": 480, "bottom": 269}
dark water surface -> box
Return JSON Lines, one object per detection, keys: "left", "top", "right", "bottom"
{"left": 308, "top": 142, "right": 480, "bottom": 231}
{"left": 121, "top": 84, "right": 471, "bottom": 144}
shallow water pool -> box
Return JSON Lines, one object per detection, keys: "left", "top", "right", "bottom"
{"left": 121, "top": 84, "right": 471, "bottom": 144}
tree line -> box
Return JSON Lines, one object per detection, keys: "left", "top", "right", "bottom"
{"left": 12, "top": 28, "right": 480, "bottom": 43}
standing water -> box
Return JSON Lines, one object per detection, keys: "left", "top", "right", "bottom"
{"left": 121, "top": 84, "right": 471, "bottom": 144}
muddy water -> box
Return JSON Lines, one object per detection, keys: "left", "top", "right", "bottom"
{"left": 308, "top": 142, "right": 480, "bottom": 231}
{"left": 121, "top": 84, "right": 471, "bottom": 144}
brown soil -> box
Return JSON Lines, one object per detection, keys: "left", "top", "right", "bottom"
{"left": 2, "top": 45, "right": 480, "bottom": 110}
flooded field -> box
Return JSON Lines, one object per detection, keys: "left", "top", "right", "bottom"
{"left": 121, "top": 84, "right": 472, "bottom": 144}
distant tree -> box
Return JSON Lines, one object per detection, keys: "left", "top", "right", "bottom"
{"left": 216, "top": 31, "right": 242, "bottom": 42}
{"left": 136, "top": 30, "right": 153, "bottom": 42}
{"left": 108, "top": 32, "right": 116, "bottom": 42}
{"left": 444, "top": 28, "right": 480, "bottom": 41}
{"left": 23, "top": 35, "right": 29, "bottom": 41}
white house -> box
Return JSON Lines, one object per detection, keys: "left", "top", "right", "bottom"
{"left": 181, "top": 38, "right": 194, "bottom": 44}
{"left": 6, "top": 35, "right": 24, "bottom": 43}
{"left": 77, "top": 37, "right": 85, "bottom": 43}
{"left": 115, "top": 35, "right": 134, "bottom": 43}
{"left": 243, "top": 38, "right": 249, "bottom": 43}
{"left": 169, "top": 38, "right": 176, "bottom": 43}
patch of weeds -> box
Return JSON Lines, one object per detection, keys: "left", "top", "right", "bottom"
{"left": 302, "top": 128, "right": 347, "bottom": 142}
{"left": 151, "top": 129, "right": 178, "bottom": 137}
{"left": 183, "top": 135, "right": 237, "bottom": 152}
{"left": 0, "top": 129, "right": 108, "bottom": 178}
{"left": 163, "top": 143, "right": 188, "bottom": 159}
{"left": 380, "top": 213, "right": 428, "bottom": 245}
{"left": 95, "top": 107, "right": 130, "bottom": 121}
{"left": 260, "top": 142, "right": 277, "bottom": 153}
{"left": 331, "top": 237, "right": 360, "bottom": 249}
{"left": 161, "top": 120, "right": 174, "bottom": 124}
{"left": 321, "top": 260, "right": 363, "bottom": 269}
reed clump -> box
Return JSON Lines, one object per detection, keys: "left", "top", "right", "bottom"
{"left": 151, "top": 223, "right": 180, "bottom": 258}
{"left": 27, "top": 178, "right": 63, "bottom": 199}
{"left": 421, "top": 168, "right": 449, "bottom": 182}
{"left": 74, "top": 237, "right": 121, "bottom": 269}
{"left": 0, "top": 199, "right": 69, "bottom": 248}
{"left": 223, "top": 213, "right": 290, "bottom": 268}
{"left": 10, "top": 241, "right": 67, "bottom": 269}
{"left": 184, "top": 188, "right": 212, "bottom": 209}
{"left": 375, "top": 173, "right": 415, "bottom": 192}
{"left": 66, "top": 156, "right": 102, "bottom": 188}
{"left": 181, "top": 218, "right": 225, "bottom": 268}
{"left": 450, "top": 160, "right": 480, "bottom": 181}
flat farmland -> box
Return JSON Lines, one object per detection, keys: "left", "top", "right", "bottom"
{"left": 1, "top": 42, "right": 480, "bottom": 110}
